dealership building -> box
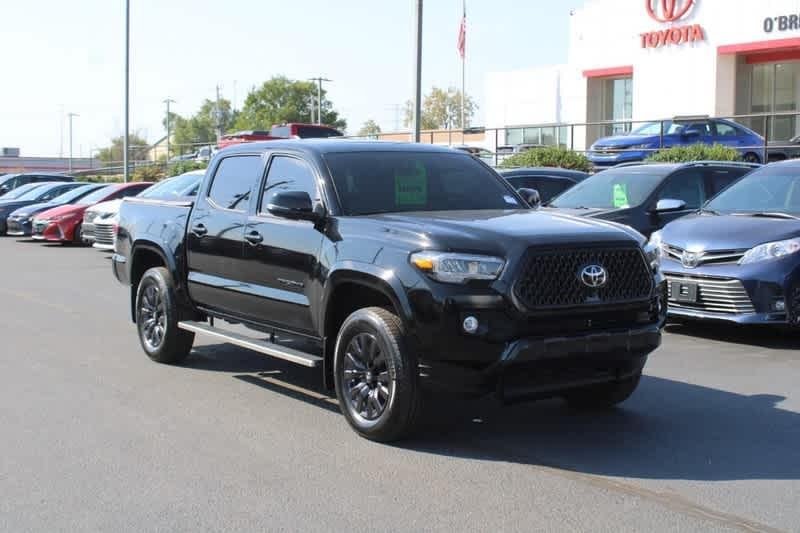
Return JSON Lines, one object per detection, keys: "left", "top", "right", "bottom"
{"left": 485, "top": 0, "right": 800, "bottom": 151}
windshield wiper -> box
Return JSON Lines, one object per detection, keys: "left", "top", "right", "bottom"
{"left": 733, "top": 212, "right": 800, "bottom": 220}
{"left": 700, "top": 208, "right": 720, "bottom": 216}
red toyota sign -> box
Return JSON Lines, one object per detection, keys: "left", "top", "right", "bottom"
{"left": 641, "top": 0, "right": 706, "bottom": 49}
{"left": 646, "top": 0, "right": 695, "bottom": 23}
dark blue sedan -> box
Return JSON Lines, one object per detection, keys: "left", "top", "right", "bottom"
{"left": 653, "top": 160, "right": 800, "bottom": 326}
{"left": 588, "top": 118, "right": 764, "bottom": 168}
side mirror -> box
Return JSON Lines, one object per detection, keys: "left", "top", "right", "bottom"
{"left": 654, "top": 198, "right": 687, "bottom": 213}
{"left": 0, "top": 186, "right": 9, "bottom": 196}
{"left": 518, "top": 188, "right": 541, "bottom": 209}
{"left": 267, "top": 191, "right": 321, "bottom": 221}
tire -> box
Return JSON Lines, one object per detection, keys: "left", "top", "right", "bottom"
{"left": 72, "top": 223, "right": 83, "bottom": 245}
{"left": 743, "top": 152, "right": 761, "bottom": 164}
{"left": 333, "top": 307, "right": 422, "bottom": 442}
{"left": 564, "top": 371, "right": 642, "bottom": 410}
{"left": 135, "top": 267, "right": 194, "bottom": 364}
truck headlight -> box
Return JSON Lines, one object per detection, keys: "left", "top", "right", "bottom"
{"left": 410, "top": 252, "right": 505, "bottom": 284}
{"left": 739, "top": 238, "right": 800, "bottom": 264}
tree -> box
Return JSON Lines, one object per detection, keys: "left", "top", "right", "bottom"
{"left": 358, "top": 119, "right": 382, "bottom": 138}
{"left": 168, "top": 99, "right": 236, "bottom": 155}
{"left": 403, "top": 87, "right": 476, "bottom": 130}
{"left": 234, "top": 76, "right": 346, "bottom": 132}
{"left": 97, "top": 133, "right": 150, "bottom": 163}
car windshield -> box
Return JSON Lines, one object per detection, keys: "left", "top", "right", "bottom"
{"left": 550, "top": 167, "right": 670, "bottom": 209}
{"left": 49, "top": 184, "right": 102, "bottom": 204}
{"left": 76, "top": 185, "right": 115, "bottom": 205}
{"left": 1, "top": 183, "right": 44, "bottom": 200}
{"left": 706, "top": 166, "right": 800, "bottom": 215}
{"left": 296, "top": 126, "right": 343, "bottom": 138}
{"left": 629, "top": 121, "right": 685, "bottom": 136}
{"left": 325, "top": 151, "right": 523, "bottom": 215}
{"left": 15, "top": 183, "right": 61, "bottom": 201}
{"left": 138, "top": 173, "right": 202, "bottom": 199}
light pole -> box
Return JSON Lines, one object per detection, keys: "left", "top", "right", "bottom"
{"left": 163, "top": 98, "right": 175, "bottom": 161}
{"left": 124, "top": 0, "right": 130, "bottom": 183}
{"left": 309, "top": 77, "right": 332, "bottom": 124}
{"left": 67, "top": 112, "right": 79, "bottom": 173}
{"left": 412, "top": 0, "right": 423, "bottom": 142}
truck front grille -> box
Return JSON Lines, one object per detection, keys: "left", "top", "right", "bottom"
{"left": 513, "top": 246, "right": 654, "bottom": 310}
{"left": 94, "top": 222, "right": 115, "bottom": 246}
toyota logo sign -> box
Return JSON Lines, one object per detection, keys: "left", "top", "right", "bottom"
{"left": 580, "top": 265, "right": 608, "bottom": 289}
{"left": 646, "top": 0, "right": 695, "bottom": 23}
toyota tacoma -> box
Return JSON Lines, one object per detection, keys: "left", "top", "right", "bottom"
{"left": 113, "top": 140, "right": 666, "bottom": 442}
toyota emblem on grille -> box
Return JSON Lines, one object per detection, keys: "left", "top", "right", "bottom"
{"left": 681, "top": 250, "right": 701, "bottom": 268}
{"left": 580, "top": 265, "right": 608, "bottom": 288}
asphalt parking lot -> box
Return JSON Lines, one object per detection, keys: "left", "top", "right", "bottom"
{"left": 0, "top": 237, "right": 798, "bottom": 532}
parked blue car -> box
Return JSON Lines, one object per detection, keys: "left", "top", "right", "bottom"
{"left": 651, "top": 159, "right": 800, "bottom": 326}
{"left": 588, "top": 118, "right": 765, "bottom": 168}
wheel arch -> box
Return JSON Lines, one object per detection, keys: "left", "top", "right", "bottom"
{"left": 128, "top": 240, "right": 176, "bottom": 322}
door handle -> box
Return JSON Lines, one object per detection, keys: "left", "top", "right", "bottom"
{"left": 245, "top": 231, "right": 263, "bottom": 245}
{"left": 191, "top": 223, "right": 208, "bottom": 237}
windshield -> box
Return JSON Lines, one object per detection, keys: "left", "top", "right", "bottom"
{"left": 76, "top": 185, "right": 115, "bottom": 205}
{"left": 15, "top": 183, "right": 61, "bottom": 201}
{"left": 296, "top": 126, "right": 343, "bottom": 138}
{"left": 49, "top": 184, "right": 103, "bottom": 204}
{"left": 138, "top": 173, "right": 202, "bottom": 199}
{"left": 706, "top": 167, "right": 800, "bottom": 214}
{"left": 325, "top": 151, "right": 523, "bottom": 215}
{"left": 629, "top": 121, "right": 686, "bottom": 136}
{"left": 1, "top": 182, "right": 44, "bottom": 200}
{"left": 550, "top": 168, "right": 670, "bottom": 209}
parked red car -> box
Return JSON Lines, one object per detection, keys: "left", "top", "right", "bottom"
{"left": 217, "top": 123, "right": 343, "bottom": 149}
{"left": 32, "top": 182, "right": 152, "bottom": 243}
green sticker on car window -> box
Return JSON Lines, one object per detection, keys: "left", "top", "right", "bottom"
{"left": 613, "top": 183, "right": 629, "bottom": 208}
{"left": 395, "top": 162, "right": 427, "bottom": 206}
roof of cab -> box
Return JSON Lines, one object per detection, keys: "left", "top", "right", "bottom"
{"left": 217, "top": 138, "right": 470, "bottom": 156}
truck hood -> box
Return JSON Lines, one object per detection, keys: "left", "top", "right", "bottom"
{"left": 542, "top": 206, "right": 622, "bottom": 218}
{"left": 592, "top": 134, "right": 656, "bottom": 148}
{"left": 661, "top": 214, "right": 800, "bottom": 251}
{"left": 349, "top": 209, "right": 643, "bottom": 255}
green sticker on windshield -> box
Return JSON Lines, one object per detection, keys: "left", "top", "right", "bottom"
{"left": 395, "top": 162, "right": 427, "bottom": 206}
{"left": 613, "top": 183, "right": 629, "bottom": 208}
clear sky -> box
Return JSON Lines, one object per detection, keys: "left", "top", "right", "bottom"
{"left": 0, "top": 0, "right": 585, "bottom": 157}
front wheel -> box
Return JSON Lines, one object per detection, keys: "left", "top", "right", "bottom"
{"left": 135, "top": 267, "right": 194, "bottom": 364}
{"left": 743, "top": 152, "right": 761, "bottom": 164}
{"left": 564, "top": 371, "right": 642, "bottom": 410}
{"left": 333, "top": 307, "right": 422, "bottom": 442}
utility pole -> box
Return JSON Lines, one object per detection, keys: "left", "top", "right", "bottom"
{"left": 163, "top": 98, "right": 175, "bottom": 161}
{"left": 67, "top": 112, "right": 78, "bottom": 173}
{"left": 308, "top": 77, "right": 332, "bottom": 124}
{"left": 412, "top": 0, "right": 423, "bottom": 142}
{"left": 124, "top": 0, "right": 130, "bottom": 183}
{"left": 214, "top": 84, "right": 223, "bottom": 141}
{"left": 59, "top": 105, "right": 64, "bottom": 158}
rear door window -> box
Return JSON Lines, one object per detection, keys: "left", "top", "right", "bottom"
{"left": 208, "top": 155, "right": 263, "bottom": 211}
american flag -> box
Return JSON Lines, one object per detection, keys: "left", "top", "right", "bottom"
{"left": 457, "top": 9, "right": 466, "bottom": 59}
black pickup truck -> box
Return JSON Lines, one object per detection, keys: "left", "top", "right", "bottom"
{"left": 113, "top": 140, "right": 666, "bottom": 441}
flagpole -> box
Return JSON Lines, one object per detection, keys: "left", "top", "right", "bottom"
{"left": 461, "top": 0, "right": 466, "bottom": 131}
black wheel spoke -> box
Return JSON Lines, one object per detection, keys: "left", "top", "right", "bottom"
{"left": 342, "top": 332, "right": 393, "bottom": 422}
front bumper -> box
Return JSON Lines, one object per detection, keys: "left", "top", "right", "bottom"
{"left": 6, "top": 217, "right": 33, "bottom": 236}
{"left": 32, "top": 219, "right": 77, "bottom": 242}
{"left": 662, "top": 256, "right": 799, "bottom": 325}
{"left": 587, "top": 150, "right": 649, "bottom": 167}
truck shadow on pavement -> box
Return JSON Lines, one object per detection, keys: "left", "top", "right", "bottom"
{"left": 185, "top": 343, "right": 800, "bottom": 481}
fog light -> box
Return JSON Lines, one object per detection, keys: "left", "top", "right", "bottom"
{"left": 462, "top": 316, "right": 479, "bottom": 334}
{"left": 774, "top": 300, "right": 786, "bottom": 312}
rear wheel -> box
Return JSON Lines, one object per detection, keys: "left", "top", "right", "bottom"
{"left": 743, "top": 152, "right": 761, "bottom": 164}
{"left": 334, "top": 307, "right": 422, "bottom": 442}
{"left": 135, "top": 267, "right": 194, "bottom": 364}
{"left": 564, "top": 371, "right": 642, "bottom": 410}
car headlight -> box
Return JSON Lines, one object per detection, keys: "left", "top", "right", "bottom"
{"left": 410, "top": 251, "right": 505, "bottom": 284}
{"left": 644, "top": 231, "right": 663, "bottom": 269}
{"left": 739, "top": 238, "right": 800, "bottom": 265}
